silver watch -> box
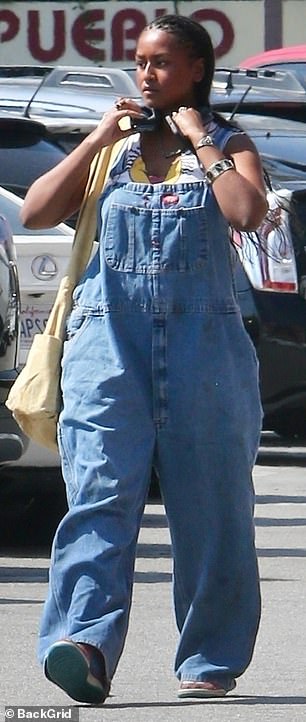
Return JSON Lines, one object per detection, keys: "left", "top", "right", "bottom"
{"left": 195, "top": 135, "right": 215, "bottom": 149}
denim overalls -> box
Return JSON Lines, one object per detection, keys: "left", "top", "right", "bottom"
{"left": 39, "top": 126, "right": 262, "bottom": 688}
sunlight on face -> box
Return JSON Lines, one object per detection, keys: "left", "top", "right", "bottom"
{"left": 135, "top": 28, "right": 204, "bottom": 111}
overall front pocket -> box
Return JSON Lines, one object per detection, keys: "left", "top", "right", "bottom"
{"left": 104, "top": 203, "right": 208, "bottom": 273}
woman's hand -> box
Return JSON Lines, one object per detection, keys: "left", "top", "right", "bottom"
{"left": 21, "top": 98, "right": 146, "bottom": 229}
{"left": 170, "top": 107, "right": 268, "bottom": 231}
{"left": 90, "top": 98, "right": 147, "bottom": 148}
{"left": 170, "top": 106, "right": 207, "bottom": 145}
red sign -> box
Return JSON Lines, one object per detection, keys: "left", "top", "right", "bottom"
{"left": 0, "top": 4, "right": 235, "bottom": 64}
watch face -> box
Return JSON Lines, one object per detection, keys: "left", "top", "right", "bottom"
{"left": 197, "top": 136, "right": 214, "bottom": 148}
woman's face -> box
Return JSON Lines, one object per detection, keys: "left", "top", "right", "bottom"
{"left": 135, "top": 28, "right": 204, "bottom": 112}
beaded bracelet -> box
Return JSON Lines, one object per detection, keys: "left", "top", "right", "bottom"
{"left": 205, "top": 158, "right": 235, "bottom": 185}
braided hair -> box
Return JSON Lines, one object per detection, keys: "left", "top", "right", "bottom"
{"left": 145, "top": 14, "right": 215, "bottom": 108}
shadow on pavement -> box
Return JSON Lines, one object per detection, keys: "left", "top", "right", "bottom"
{"left": 82, "top": 694, "right": 306, "bottom": 708}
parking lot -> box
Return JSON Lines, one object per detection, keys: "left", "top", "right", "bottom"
{"left": 0, "top": 433, "right": 305, "bottom": 720}
{"left": 0, "top": 56, "right": 306, "bottom": 719}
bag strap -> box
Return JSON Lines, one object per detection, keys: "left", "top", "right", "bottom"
{"left": 43, "top": 137, "right": 127, "bottom": 338}
{"left": 66, "top": 137, "right": 127, "bottom": 285}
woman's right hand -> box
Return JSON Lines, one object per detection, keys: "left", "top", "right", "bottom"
{"left": 21, "top": 98, "right": 146, "bottom": 229}
{"left": 90, "top": 99, "right": 146, "bottom": 149}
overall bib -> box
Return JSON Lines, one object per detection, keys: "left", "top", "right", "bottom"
{"left": 38, "top": 141, "right": 262, "bottom": 687}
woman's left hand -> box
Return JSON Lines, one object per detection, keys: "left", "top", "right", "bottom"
{"left": 170, "top": 106, "right": 206, "bottom": 144}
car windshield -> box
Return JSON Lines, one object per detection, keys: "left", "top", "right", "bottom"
{"left": 0, "top": 193, "right": 69, "bottom": 236}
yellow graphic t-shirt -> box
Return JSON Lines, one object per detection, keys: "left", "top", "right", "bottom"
{"left": 109, "top": 134, "right": 206, "bottom": 185}
{"left": 129, "top": 154, "right": 183, "bottom": 184}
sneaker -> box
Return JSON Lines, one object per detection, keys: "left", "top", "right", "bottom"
{"left": 44, "top": 639, "right": 110, "bottom": 704}
{"left": 178, "top": 679, "right": 236, "bottom": 699}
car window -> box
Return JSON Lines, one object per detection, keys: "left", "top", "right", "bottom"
{"left": 0, "top": 132, "right": 66, "bottom": 199}
{"left": 0, "top": 194, "right": 69, "bottom": 236}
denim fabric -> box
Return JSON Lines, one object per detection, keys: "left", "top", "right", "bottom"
{"left": 38, "top": 177, "right": 262, "bottom": 684}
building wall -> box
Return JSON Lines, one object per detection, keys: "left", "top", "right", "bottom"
{"left": 0, "top": 1, "right": 305, "bottom": 67}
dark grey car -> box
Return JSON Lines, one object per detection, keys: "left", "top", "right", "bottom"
{"left": 0, "top": 65, "right": 140, "bottom": 152}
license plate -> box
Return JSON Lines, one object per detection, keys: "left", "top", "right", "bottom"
{"left": 20, "top": 307, "right": 50, "bottom": 350}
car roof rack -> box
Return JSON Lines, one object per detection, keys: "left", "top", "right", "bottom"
{"left": 42, "top": 65, "right": 139, "bottom": 95}
{"left": 0, "top": 62, "right": 302, "bottom": 95}
{"left": 0, "top": 64, "right": 139, "bottom": 96}
{"left": 0, "top": 64, "right": 140, "bottom": 119}
{"left": 213, "top": 66, "right": 306, "bottom": 94}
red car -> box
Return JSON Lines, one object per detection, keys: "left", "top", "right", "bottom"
{"left": 240, "top": 45, "right": 306, "bottom": 90}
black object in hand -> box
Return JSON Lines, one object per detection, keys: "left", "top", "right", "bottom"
{"left": 131, "top": 107, "right": 161, "bottom": 132}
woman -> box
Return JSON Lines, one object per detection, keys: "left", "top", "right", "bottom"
{"left": 22, "top": 15, "right": 268, "bottom": 704}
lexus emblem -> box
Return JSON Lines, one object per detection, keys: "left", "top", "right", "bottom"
{"left": 31, "top": 255, "right": 58, "bottom": 281}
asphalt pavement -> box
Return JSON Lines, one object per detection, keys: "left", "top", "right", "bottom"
{"left": 0, "top": 436, "right": 306, "bottom": 721}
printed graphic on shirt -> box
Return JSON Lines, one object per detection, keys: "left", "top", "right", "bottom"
{"left": 109, "top": 136, "right": 205, "bottom": 185}
{"left": 108, "top": 120, "right": 244, "bottom": 186}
